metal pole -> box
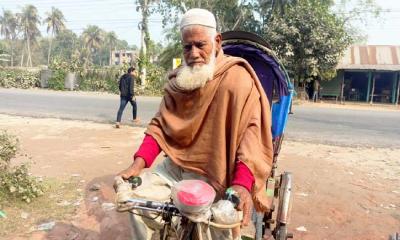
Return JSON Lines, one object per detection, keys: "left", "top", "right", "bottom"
{"left": 396, "top": 71, "right": 400, "bottom": 106}
{"left": 340, "top": 70, "right": 345, "bottom": 104}
{"left": 369, "top": 72, "right": 375, "bottom": 105}
{"left": 366, "top": 71, "right": 372, "bottom": 102}
{"left": 392, "top": 72, "right": 398, "bottom": 104}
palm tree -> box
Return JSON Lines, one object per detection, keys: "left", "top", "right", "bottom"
{"left": 18, "top": 4, "right": 41, "bottom": 67}
{"left": 44, "top": 7, "right": 66, "bottom": 65}
{"left": 105, "top": 31, "right": 117, "bottom": 65}
{"left": 81, "top": 25, "right": 103, "bottom": 65}
{"left": 0, "top": 10, "right": 18, "bottom": 66}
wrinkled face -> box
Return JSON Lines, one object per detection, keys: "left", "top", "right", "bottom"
{"left": 181, "top": 26, "right": 221, "bottom": 67}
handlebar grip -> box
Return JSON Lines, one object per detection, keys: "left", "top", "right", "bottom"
{"left": 128, "top": 176, "right": 142, "bottom": 188}
{"left": 224, "top": 187, "right": 240, "bottom": 208}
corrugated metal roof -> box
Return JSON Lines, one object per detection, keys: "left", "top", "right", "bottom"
{"left": 337, "top": 45, "right": 400, "bottom": 71}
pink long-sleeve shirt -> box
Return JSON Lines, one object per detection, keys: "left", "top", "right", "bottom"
{"left": 134, "top": 134, "right": 255, "bottom": 192}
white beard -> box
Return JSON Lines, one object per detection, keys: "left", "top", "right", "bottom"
{"left": 175, "top": 50, "right": 216, "bottom": 91}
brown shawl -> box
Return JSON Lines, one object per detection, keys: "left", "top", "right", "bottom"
{"left": 146, "top": 52, "right": 273, "bottom": 211}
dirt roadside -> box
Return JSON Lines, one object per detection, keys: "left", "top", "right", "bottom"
{"left": 0, "top": 114, "right": 399, "bottom": 240}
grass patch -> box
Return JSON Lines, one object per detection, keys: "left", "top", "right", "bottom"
{"left": 0, "top": 177, "right": 83, "bottom": 238}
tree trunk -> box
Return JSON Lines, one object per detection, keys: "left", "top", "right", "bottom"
{"left": 7, "top": 38, "right": 12, "bottom": 67}
{"left": 139, "top": 0, "right": 148, "bottom": 86}
{"left": 20, "top": 43, "right": 25, "bottom": 67}
{"left": 10, "top": 39, "right": 14, "bottom": 67}
{"left": 109, "top": 47, "right": 112, "bottom": 66}
{"left": 47, "top": 29, "right": 54, "bottom": 66}
{"left": 26, "top": 31, "right": 32, "bottom": 67}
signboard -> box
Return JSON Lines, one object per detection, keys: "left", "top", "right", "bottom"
{"left": 172, "top": 58, "right": 182, "bottom": 69}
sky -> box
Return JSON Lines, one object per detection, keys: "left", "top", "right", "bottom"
{"left": 1, "top": 0, "right": 400, "bottom": 47}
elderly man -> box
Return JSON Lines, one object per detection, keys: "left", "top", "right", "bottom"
{"left": 118, "top": 8, "right": 273, "bottom": 239}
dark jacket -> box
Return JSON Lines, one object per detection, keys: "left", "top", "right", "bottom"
{"left": 119, "top": 73, "right": 134, "bottom": 97}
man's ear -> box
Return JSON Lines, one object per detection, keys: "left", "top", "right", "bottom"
{"left": 215, "top": 33, "right": 222, "bottom": 53}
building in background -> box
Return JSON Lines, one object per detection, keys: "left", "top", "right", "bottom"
{"left": 111, "top": 50, "right": 138, "bottom": 65}
{"left": 321, "top": 45, "right": 400, "bottom": 105}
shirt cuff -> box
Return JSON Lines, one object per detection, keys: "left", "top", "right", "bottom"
{"left": 231, "top": 160, "right": 255, "bottom": 192}
{"left": 133, "top": 134, "right": 161, "bottom": 168}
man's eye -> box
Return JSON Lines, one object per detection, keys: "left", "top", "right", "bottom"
{"left": 196, "top": 43, "right": 205, "bottom": 49}
{"left": 184, "top": 45, "right": 192, "bottom": 51}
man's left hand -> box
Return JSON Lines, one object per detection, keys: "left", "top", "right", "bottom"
{"left": 230, "top": 185, "right": 253, "bottom": 226}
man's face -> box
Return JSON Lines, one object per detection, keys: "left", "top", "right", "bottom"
{"left": 181, "top": 26, "right": 220, "bottom": 67}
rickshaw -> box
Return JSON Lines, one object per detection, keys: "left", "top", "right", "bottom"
{"left": 115, "top": 31, "right": 294, "bottom": 240}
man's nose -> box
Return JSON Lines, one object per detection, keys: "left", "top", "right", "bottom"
{"left": 189, "top": 46, "right": 201, "bottom": 58}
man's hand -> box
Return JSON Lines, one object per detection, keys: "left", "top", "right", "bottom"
{"left": 230, "top": 185, "right": 253, "bottom": 227}
{"left": 118, "top": 157, "right": 146, "bottom": 180}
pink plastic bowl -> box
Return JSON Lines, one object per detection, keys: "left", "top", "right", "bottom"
{"left": 176, "top": 180, "right": 215, "bottom": 206}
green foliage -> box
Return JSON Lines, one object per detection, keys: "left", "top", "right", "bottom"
{"left": 0, "top": 68, "right": 39, "bottom": 88}
{"left": 264, "top": 0, "right": 353, "bottom": 84}
{"left": 43, "top": 7, "right": 66, "bottom": 35}
{"left": 52, "top": 29, "right": 80, "bottom": 61}
{"left": 159, "top": 27, "right": 183, "bottom": 70}
{"left": 0, "top": 164, "right": 44, "bottom": 203}
{"left": 0, "top": 131, "right": 44, "bottom": 203}
{"left": 48, "top": 56, "right": 82, "bottom": 90}
{"left": 18, "top": 4, "right": 41, "bottom": 67}
{"left": 48, "top": 69, "right": 65, "bottom": 90}
{"left": 0, "top": 131, "right": 18, "bottom": 170}
{"left": 156, "top": 0, "right": 261, "bottom": 32}
{"left": 78, "top": 66, "right": 123, "bottom": 93}
{"left": 139, "top": 63, "right": 167, "bottom": 96}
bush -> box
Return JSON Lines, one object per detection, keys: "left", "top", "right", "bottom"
{"left": 78, "top": 66, "right": 123, "bottom": 94}
{"left": 48, "top": 69, "right": 66, "bottom": 90}
{"left": 48, "top": 56, "right": 80, "bottom": 91}
{"left": 0, "top": 164, "right": 44, "bottom": 203}
{"left": 0, "top": 131, "right": 43, "bottom": 203}
{"left": 0, "top": 68, "right": 40, "bottom": 89}
{"left": 137, "top": 64, "right": 167, "bottom": 96}
{"left": 0, "top": 131, "right": 18, "bottom": 170}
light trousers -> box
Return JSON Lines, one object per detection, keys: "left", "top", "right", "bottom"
{"left": 129, "top": 158, "right": 234, "bottom": 240}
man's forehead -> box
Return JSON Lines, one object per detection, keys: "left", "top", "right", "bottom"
{"left": 182, "top": 26, "right": 211, "bottom": 39}
{"left": 181, "top": 37, "right": 211, "bottom": 46}
{"left": 182, "top": 25, "right": 209, "bottom": 34}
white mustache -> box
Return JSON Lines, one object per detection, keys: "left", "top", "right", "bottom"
{"left": 176, "top": 50, "right": 216, "bottom": 91}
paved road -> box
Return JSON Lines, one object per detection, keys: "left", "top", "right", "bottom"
{"left": 286, "top": 106, "right": 400, "bottom": 148}
{"left": 1, "top": 88, "right": 399, "bottom": 148}
{"left": 0, "top": 88, "right": 160, "bottom": 124}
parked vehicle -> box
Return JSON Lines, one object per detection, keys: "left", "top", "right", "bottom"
{"left": 116, "top": 31, "right": 294, "bottom": 240}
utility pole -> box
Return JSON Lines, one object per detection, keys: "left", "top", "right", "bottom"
{"left": 138, "top": 0, "right": 148, "bottom": 86}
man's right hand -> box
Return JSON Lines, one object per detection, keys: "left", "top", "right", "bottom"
{"left": 118, "top": 157, "right": 146, "bottom": 180}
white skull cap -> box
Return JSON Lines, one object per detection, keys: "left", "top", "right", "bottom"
{"left": 180, "top": 8, "right": 216, "bottom": 30}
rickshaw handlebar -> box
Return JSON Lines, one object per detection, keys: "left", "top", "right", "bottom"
{"left": 121, "top": 197, "right": 181, "bottom": 216}
{"left": 119, "top": 197, "right": 242, "bottom": 229}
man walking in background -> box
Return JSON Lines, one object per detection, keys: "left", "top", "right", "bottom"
{"left": 312, "top": 79, "right": 320, "bottom": 102}
{"left": 115, "top": 67, "right": 140, "bottom": 128}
